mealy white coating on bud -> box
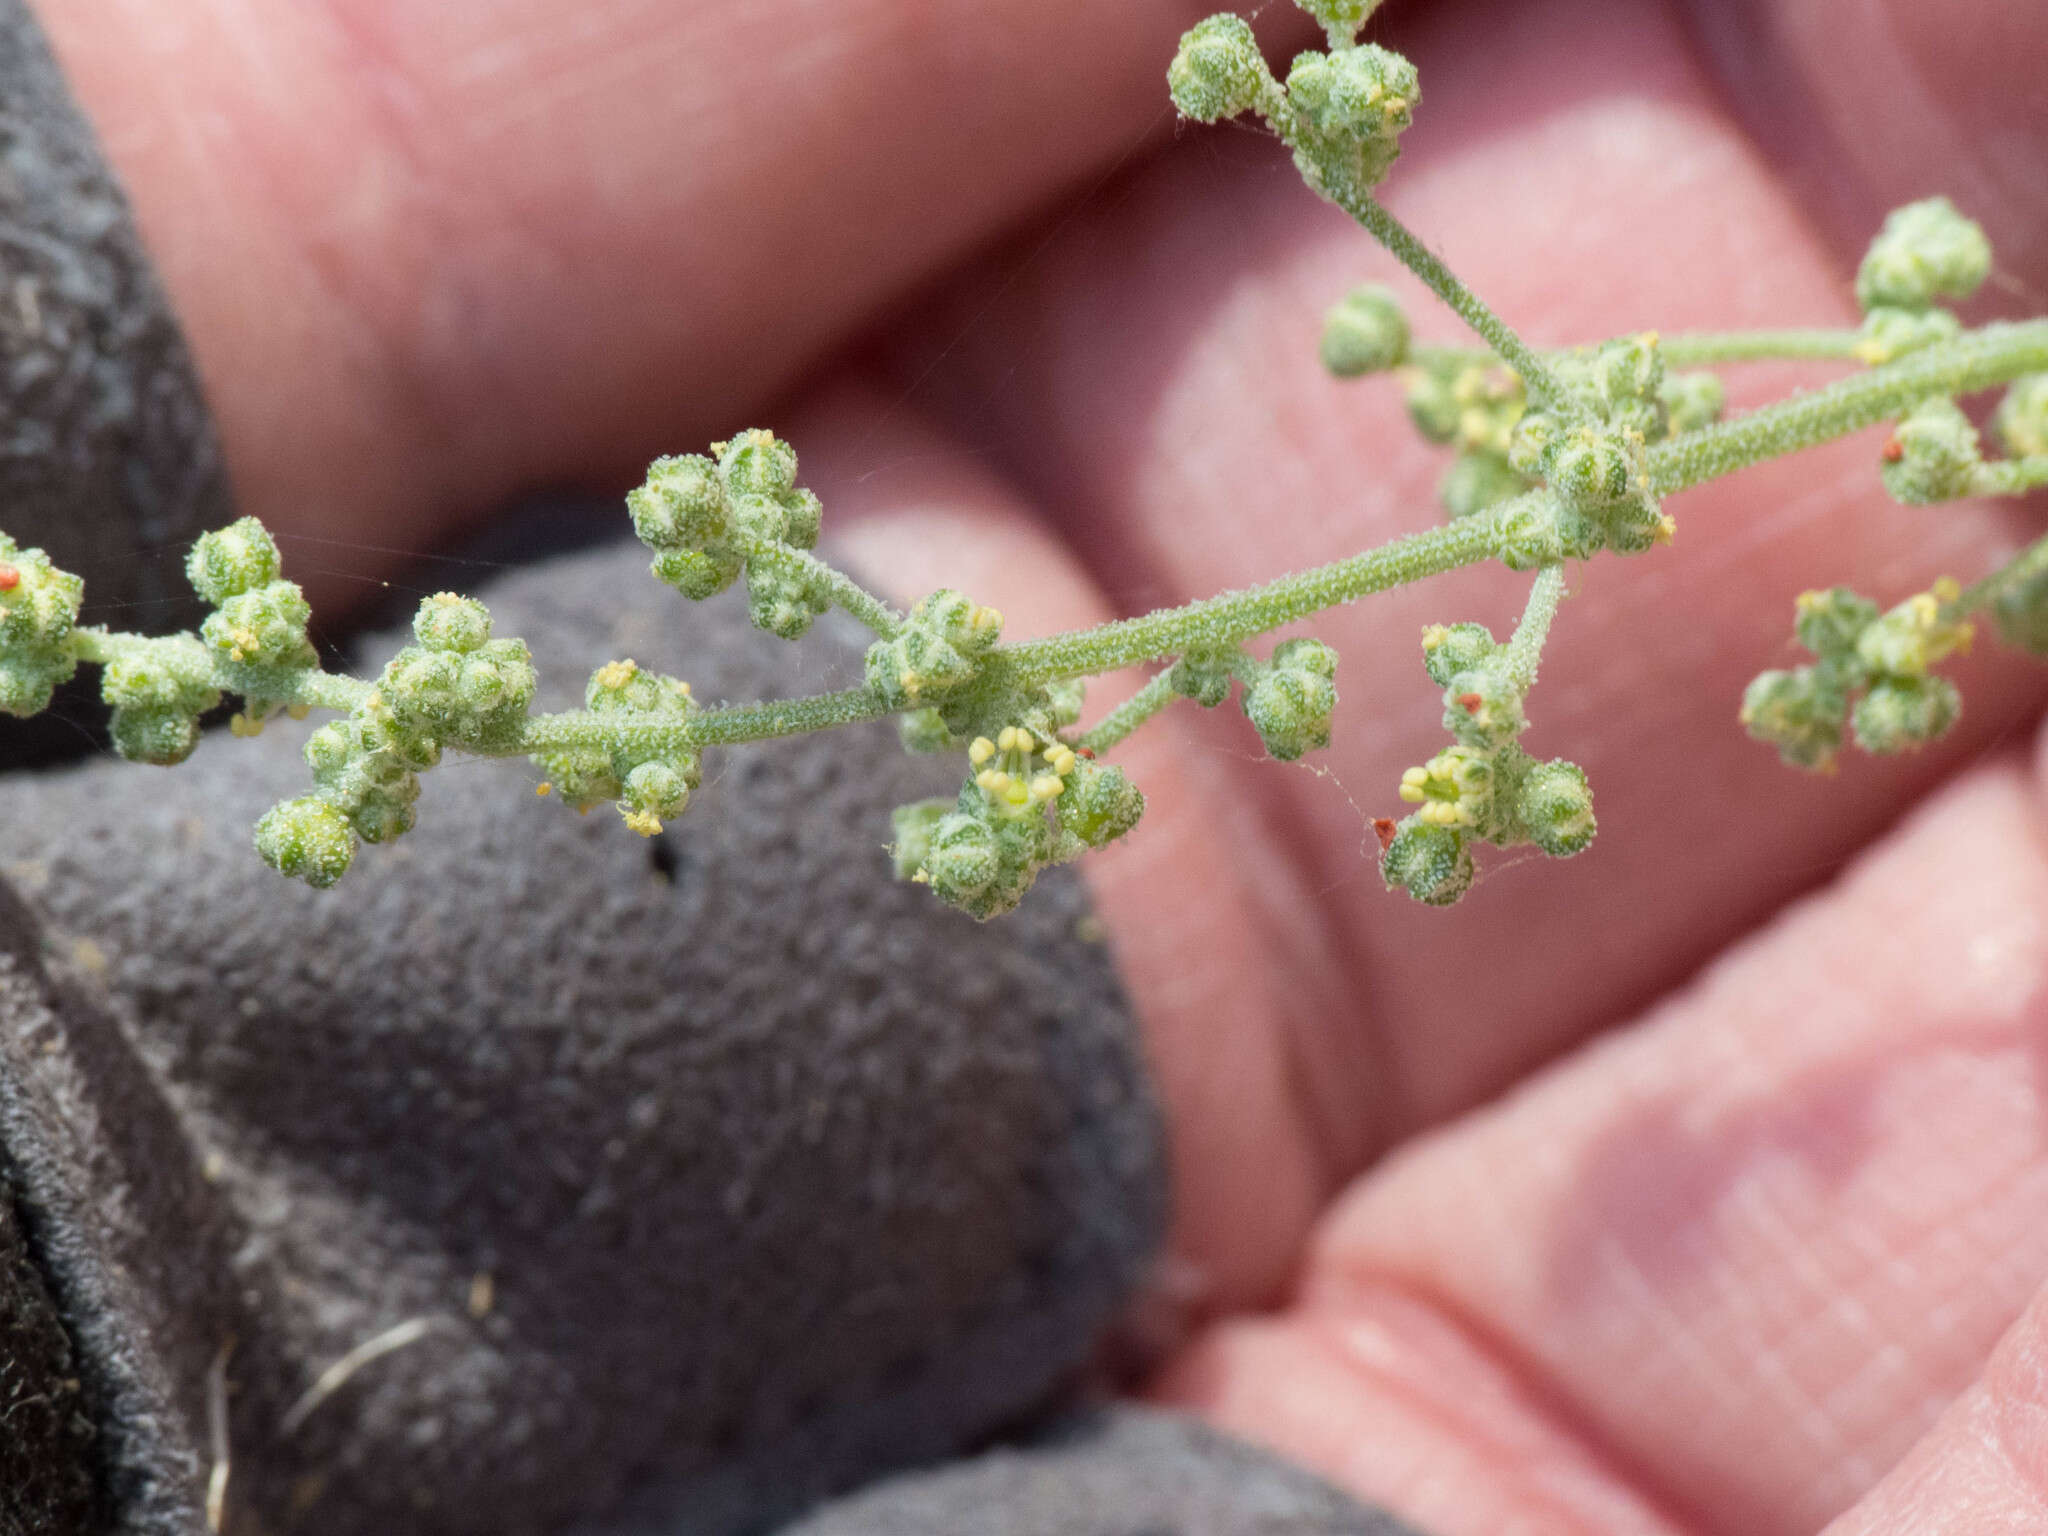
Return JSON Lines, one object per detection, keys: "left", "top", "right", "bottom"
{"left": 1856, "top": 197, "right": 1992, "bottom": 313}
{"left": 1167, "top": 15, "right": 1272, "bottom": 124}
{"left": 1320, "top": 285, "right": 1409, "bottom": 377}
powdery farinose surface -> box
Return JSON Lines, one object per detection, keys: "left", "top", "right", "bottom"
{"left": 0, "top": 532, "right": 1165, "bottom": 1535}
{"left": 782, "top": 1407, "right": 1427, "bottom": 1536}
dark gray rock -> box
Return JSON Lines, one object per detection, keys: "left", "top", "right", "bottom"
{"left": 0, "top": 1155, "right": 99, "bottom": 1535}
{"left": 0, "top": 533, "right": 1165, "bottom": 1534}
{"left": 0, "top": 0, "right": 234, "bottom": 768}
{"left": 780, "top": 1407, "right": 1428, "bottom": 1536}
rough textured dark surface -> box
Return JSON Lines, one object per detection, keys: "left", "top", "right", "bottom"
{"left": 0, "top": 1164, "right": 99, "bottom": 1536}
{"left": 781, "top": 1407, "right": 1428, "bottom": 1536}
{"left": 0, "top": 0, "right": 234, "bottom": 769}
{"left": 0, "top": 532, "right": 1166, "bottom": 1535}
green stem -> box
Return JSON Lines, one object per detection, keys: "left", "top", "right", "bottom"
{"left": 1408, "top": 327, "right": 1865, "bottom": 375}
{"left": 1502, "top": 565, "right": 1566, "bottom": 693}
{"left": 1648, "top": 320, "right": 2048, "bottom": 494}
{"left": 1326, "top": 182, "right": 1575, "bottom": 412}
{"left": 1953, "top": 531, "right": 2048, "bottom": 620}
{"left": 997, "top": 510, "right": 1503, "bottom": 681}
{"left": 740, "top": 539, "right": 902, "bottom": 637}
{"left": 1080, "top": 669, "right": 1180, "bottom": 755}
{"left": 69, "top": 630, "right": 373, "bottom": 713}
{"left": 518, "top": 684, "right": 888, "bottom": 755}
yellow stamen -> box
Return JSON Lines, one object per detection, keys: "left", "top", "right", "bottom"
{"left": 968, "top": 737, "right": 996, "bottom": 767}
{"left": 536, "top": 782, "right": 552, "bottom": 797}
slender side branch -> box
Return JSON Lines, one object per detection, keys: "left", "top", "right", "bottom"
{"left": 737, "top": 538, "right": 902, "bottom": 638}
{"left": 1327, "top": 182, "right": 1576, "bottom": 413}
{"left": 1080, "top": 669, "right": 1180, "bottom": 755}
{"left": 1501, "top": 565, "right": 1566, "bottom": 693}
{"left": 1650, "top": 320, "right": 2048, "bottom": 493}
{"left": 1409, "top": 327, "right": 1866, "bottom": 374}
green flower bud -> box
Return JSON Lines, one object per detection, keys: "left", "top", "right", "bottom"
{"left": 628, "top": 454, "right": 727, "bottom": 550}
{"left": 1571, "top": 334, "right": 1664, "bottom": 427}
{"left": 1517, "top": 758, "right": 1595, "bottom": 857}
{"left": 1403, "top": 363, "right": 1465, "bottom": 444}
{"left": 1543, "top": 425, "right": 1637, "bottom": 511}
{"left": 1320, "top": 284, "right": 1409, "bottom": 377}
{"left": 1439, "top": 451, "right": 1530, "bottom": 519}
{"left": 1381, "top": 819, "right": 1473, "bottom": 906}
{"left": 1167, "top": 14, "right": 1273, "bottom": 124}
{"left": 586, "top": 658, "right": 689, "bottom": 716}
{"left": 1994, "top": 374, "right": 2048, "bottom": 460}
{"left": 1440, "top": 669, "right": 1523, "bottom": 750}
{"left": 201, "top": 581, "right": 315, "bottom": 668}
{"left": 1658, "top": 370, "right": 1724, "bottom": 435}
{"left": 1243, "top": 637, "right": 1337, "bottom": 760}
{"left": 186, "top": 517, "right": 282, "bottom": 604}
{"left": 254, "top": 797, "right": 356, "bottom": 889}
{"left": 1856, "top": 305, "right": 1961, "bottom": 364}
{"left": 1057, "top": 760, "right": 1146, "bottom": 849}
{"left": 1856, "top": 586, "right": 1971, "bottom": 677}
{"left": 1792, "top": 586, "right": 1880, "bottom": 662}
{"left": 1493, "top": 497, "right": 1569, "bottom": 571}
{"left": 864, "top": 588, "right": 1004, "bottom": 709}
{"left": 0, "top": 538, "right": 84, "bottom": 716}
{"left": 1505, "top": 409, "right": 1559, "bottom": 478}
{"left": 1284, "top": 44, "right": 1419, "bottom": 195}
{"left": 924, "top": 811, "right": 1000, "bottom": 904}
{"left": 1295, "top": 0, "right": 1374, "bottom": 47}
{"left": 1856, "top": 197, "right": 1992, "bottom": 313}
{"left": 109, "top": 706, "right": 204, "bottom": 767}
{"left": 1852, "top": 675, "right": 1960, "bottom": 753}
{"left": 1881, "top": 397, "right": 1982, "bottom": 505}
{"left": 1169, "top": 648, "right": 1237, "bottom": 708}
{"left": 412, "top": 592, "right": 493, "bottom": 653}
{"left": 890, "top": 799, "right": 953, "bottom": 881}
{"left": 717, "top": 429, "right": 800, "bottom": 499}
{"left": 623, "top": 760, "right": 690, "bottom": 822}
{"left": 349, "top": 785, "right": 418, "bottom": 845}
{"left": 745, "top": 557, "right": 831, "bottom": 640}
{"left": 1420, "top": 621, "right": 1497, "bottom": 687}
{"left": 651, "top": 548, "right": 743, "bottom": 601}
{"left": 1740, "top": 667, "right": 1847, "bottom": 771}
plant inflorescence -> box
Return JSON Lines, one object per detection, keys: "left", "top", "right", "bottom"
{"left": 4, "top": 0, "right": 2047, "bottom": 915}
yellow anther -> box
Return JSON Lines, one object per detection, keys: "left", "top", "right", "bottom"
{"left": 1398, "top": 783, "right": 1427, "bottom": 803}
{"left": 996, "top": 726, "right": 1020, "bottom": 752}
{"left": 976, "top": 768, "right": 1007, "bottom": 794}
{"left": 1795, "top": 590, "right": 1825, "bottom": 614}
{"left": 287, "top": 703, "right": 311, "bottom": 720}
{"left": 1046, "top": 747, "right": 1076, "bottom": 777}
{"left": 1932, "top": 576, "right": 1961, "bottom": 603}
{"left": 1012, "top": 727, "right": 1035, "bottom": 753}
{"left": 536, "top": 782, "right": 552, "bottom": 797}
{"left": 1030, "top": 774, "right": 1064, "bottom": 800}
{"left": 1653, "top": 514, "right": 1676, "bottom": 546}
{"left": 968, "top": 737, "right": 996, "bottom": 767}
{"left": 1421, "top": 625, "right": 1450, "bottom": 650}
{"left": 971, "top": 606, "right": 1002, "bottom": 635}
{"left": 622, "top": 808, "right": 662, "bottom": 837}
{"left": 1400, "top": 765, "right": 1429, "bottom": 787}
{"left": 1907, "top": 593, "right": 1939, "bottom": 625}
{"left": 229, "top": 713, "right": 264, "bottom": 739}
{"left": 594, "top": 659, "right": 639, "bottom": 690}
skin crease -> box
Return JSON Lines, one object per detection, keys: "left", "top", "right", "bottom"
{"left": 21, "top": 0, "right": 2048, "bottom": 1529}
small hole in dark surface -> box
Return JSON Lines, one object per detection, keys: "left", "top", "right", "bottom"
{"left": 648, "top": 835, "right": 680, "bottom": 884}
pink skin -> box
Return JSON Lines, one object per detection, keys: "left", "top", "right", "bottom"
{"left": 28, "top": 0, "right": 2048, "bottom": 1529}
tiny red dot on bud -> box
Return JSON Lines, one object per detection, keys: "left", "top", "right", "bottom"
{"left": 1881, "top": 438, "right": 1905, "bottom": 464}
{"left": 0, "top": 564, "right": 18, "bottom": 591}
{"left": 1371, "top": 817, "right": 1397, "bottom": 851}
{"left": 1075, "top": 745, "right": 1096, "bottom": 759}
{"left": 1457, "top": 692, "right": 1483, "bottom": 712}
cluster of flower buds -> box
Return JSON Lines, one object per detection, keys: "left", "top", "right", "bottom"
{"left": 892, "top": 720, "right": 1144, "bottom": 920}
{"left": 1168, "top": 6, "right": 1418, "bottom": 201}
{"left": 0, "top": 535, "right": 83, "bottom": 717}
{"left": 1854, "top": 198, "right": 1990, "bottom": 364}
{"left": 532, "top": 659, "right": 700, "bottom": 836}
{"left": 1379, "top": 619, "right": 1593, "bottom": 905}
{"left": 1501, "top": 336, "right": 1681, "bottom": 562}
{"left": 1320, "top": 284, "right": 1410, "bottom": 378}
{"left": 189, "top": 518, "right": 317, "bottom": 675}
{"left": 1741, "top": 583, "right": 1971, "bottom": 770}
{"left": 1241, "top": 638, "right": 1339, "bottom": 760}
{"left": 257, "top": 593, "right": 541, "bottom": 887}
{"left": 1881, "top": 397, "right": 1986, "bottom": 504}
{"left": 865, "top": 588, "right": 1004, "bottom": 712}
{"left": 628, "top": 430, "right": 831, "bottom": 639}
